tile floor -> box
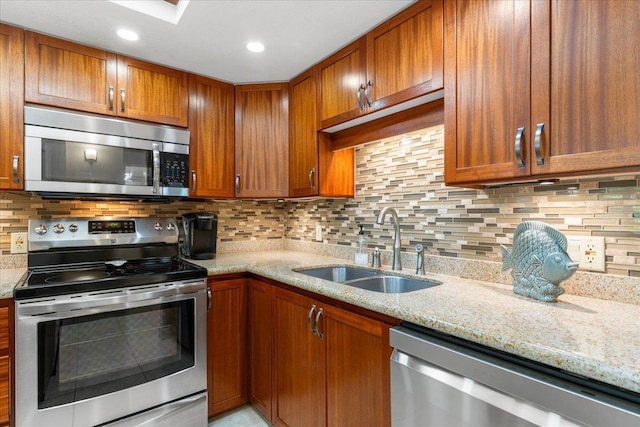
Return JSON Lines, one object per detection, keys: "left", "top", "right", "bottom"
{"left": 208, "top": 405, "right": 271, "bottom": 426}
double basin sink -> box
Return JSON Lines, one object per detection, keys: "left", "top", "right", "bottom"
{"left": 293, "top": 265, "right": 441, "bottom": 294}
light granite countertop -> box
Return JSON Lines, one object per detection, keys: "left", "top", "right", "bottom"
{"left": 3, "top": 250, "right": 639, "bottom": 397}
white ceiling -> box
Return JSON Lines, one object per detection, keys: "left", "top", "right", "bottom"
{"left": 0, "top": 0, "right": 414, "bottom": 83}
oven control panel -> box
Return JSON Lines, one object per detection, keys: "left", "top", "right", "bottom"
{"left": 28, "top": 217, "right": 179, "bottom": 251}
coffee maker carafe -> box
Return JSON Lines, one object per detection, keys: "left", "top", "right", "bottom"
{"left": 182, "top": 213, "right": 218, "bottom": 259}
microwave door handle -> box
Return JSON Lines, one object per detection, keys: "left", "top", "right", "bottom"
{"left": 152, "top": 143, "right": 160, "bottom": 194}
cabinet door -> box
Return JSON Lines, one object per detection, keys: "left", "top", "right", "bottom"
{"left": 188, "top": 75, "right": 235, "bottom": 198}
{"left": 324, "top": 305, "right": 392, "bottom": 427}
{"left": 274, "top": 288, "right": 325, "bottom": 427}
{"left": 444, "top": 0, "right": 532, "bottom": 185}
{"left": 208, "top": 278, "right": 247, "bottom": 416}
{"left": 235, "top": 84, "right": 289, "bottom": 198}
{"left": 366, "top": 0, "right": 444, "bottom": 111}
{"left": 531, "top": 0, "right": 640, "bottom": 175}
{"left": 0, "top": 301, "right": 11, "bottom": 426}
{"left": 248, "top": 279, "right": 274, "bottom": 421}
{"left": 289, "top": 69, "right": 319, "bottom": 197}
{"left": 117, "top": 56, "right": 188, "bottom": 127}
{"left": 318, "top": 38, "right": 367, "bottom": 129}
{"left": 0, "top": 24, "right": 24, "bottom": 190}
{"left": 25, "top": 31, "right": 117, "bottom": 115}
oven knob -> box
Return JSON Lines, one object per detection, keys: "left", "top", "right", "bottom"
{"left": 154, "top": 222, "right": 163, "bottom": 231}
{"left": 34, "top": 224, "right": 48, "bottom": 235}
{"left": 166, "top": 222, "right": 176, "bottom": 231}
{"left": 53, "top": 223, "right": 65, "bottom": 234}
{"left": 68, "top": 224, "right": 78, "bottom": 233}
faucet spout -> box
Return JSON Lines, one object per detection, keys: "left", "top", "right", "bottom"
{"left": 376, "top": 207, "right": 402, "bottom": 270}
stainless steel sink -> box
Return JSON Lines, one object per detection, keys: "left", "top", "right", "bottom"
{"left": 294, "top": 266, "right": 441, "bottom": 293}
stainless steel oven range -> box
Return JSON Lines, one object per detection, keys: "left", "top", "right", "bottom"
{"left": 14, "top": 217, "right": 208, "bottom": 427}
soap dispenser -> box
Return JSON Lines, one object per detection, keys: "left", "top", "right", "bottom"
{"left": 355, "top": 225, "right": 368, "bottom": 265}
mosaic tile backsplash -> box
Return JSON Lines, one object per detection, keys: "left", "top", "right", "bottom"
{"left": 2, "top": 124, "right": 639, "bottom": 282}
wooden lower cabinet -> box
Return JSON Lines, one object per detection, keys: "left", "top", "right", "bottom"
{"left": 0, "top": 300, "right": 12, "bottom": 427}
{"left": 207, "top": 277, "right": 248, "bottom": 417}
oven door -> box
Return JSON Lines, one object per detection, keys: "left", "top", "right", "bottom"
{"left": 15, "top": 280, "right": 208, "bottom": 427}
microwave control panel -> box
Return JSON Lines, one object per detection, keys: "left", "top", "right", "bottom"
{"left": 161, "top": 153, "right": 189, "bottom": 188}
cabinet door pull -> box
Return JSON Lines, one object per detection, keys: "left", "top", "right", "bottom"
{"left": 314, "top": 308, "right": 324, "bottom": 339}
{"left": 207, "top": 288, "right": 212, "bottom": 311}
{"left": 307, "top": 305, "right": 317, "bottom": 335}
{"left": 235, "top": 174, "right": 241, "bottom": 194}
{"left": 514, "top": 127, "right": 525, "bottom": 168}
{"left": 534, "top": 123, "right": 545, "bottom": 165}
{"left": 191, "top": 170, "right": 197, "bottom": 192}
{"left": 120, "top": 88, "right": 126, "bottom": 113}
{"left": 364, "top": 80, "right": 373, "bottom": 107}
{"left": 357, "top": 84, "right": 366, "bottom": 110}
{"left": 308, "top": 168, "right": 316, "bottom": 191}
{"left": 12, "top": 156, "right": 19, "bottom": 184}
{"left": 152, "top": 143, "right": 160, "bottom": 194}
{"left": 108, "top": 86, "right": 114, "bottom": 111}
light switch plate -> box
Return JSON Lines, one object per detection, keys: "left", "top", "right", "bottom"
{"left": 11, "top": 232, "right": 28, "bottom": 254}
{"left": 315, "top": 224, "right": 323, "bottom": 241}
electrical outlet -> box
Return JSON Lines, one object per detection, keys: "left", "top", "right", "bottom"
{"left": 11, "top": 232, "right": 28, "bottom": 254}
{"left": 315, "top": 224, "right": 323, "bottom": 241}
{"left": 579, "top": 236, "right": 606, "bottom": 272}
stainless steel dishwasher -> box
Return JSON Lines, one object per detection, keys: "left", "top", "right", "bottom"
{"left": 390, "top": 324, "right": 640, "bottom": 427}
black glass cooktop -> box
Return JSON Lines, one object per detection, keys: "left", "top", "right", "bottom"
{"left": 15, "top": 257, "right": 207, "bottom": 300}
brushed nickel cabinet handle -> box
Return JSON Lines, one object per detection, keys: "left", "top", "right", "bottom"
{"left": 191, "top": 170, "right": 197, "bottom": 192}
{"left": 207, "top": 288, "right": 212, "bottom": 311}
{"left": 108, "top": 86, "right": 114, "bottom": 111}
{"left": 364, "top": 80, "right": 373, "bottom": 107}
{"left": 534, "top": 123, "right": 545, "bottom": 166}
{"left": 120, "top": 88, "right": 125, "bottom": 113}
{"left": 12, "top": 156, "right": 19, "bottom": 184}
{"left": 515, "top": 127, "right": 525, "bottom": 168}
{"left": 235, "top": 174, "right": 240, "bottom": 194}
{"left": 356, "top": 84, "right": 366, "bottom": 110}
{"left": 308, "top": 168, "right": 316, "bottom": 191}
{"left": 314, "top": 307, "right": 324, "bottom": 339}
{"left": 307, "top": 304, "right": 317, "bottom": 335}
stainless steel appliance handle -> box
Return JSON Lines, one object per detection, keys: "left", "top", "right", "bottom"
{"left": 17, "top": 281, "right": 206, "bottom": 317}
{"left": 108, "top": 86, "right": 114, "bottom": 111}
{"left": 308, "top": 167, "right": 316, "bottom": 190}
{"left": 152, "top": 143, "right": 160, "bottom": 194}
{"left": 314, "top": 307, "right": 324, "bottom": 339}
{"left": 191, "top": 170, "right": 197, "bottom": 192}
{"left": 364, "top": 80, "right": 373, "bottom": 107}
{"left": 307, "top": 304, "right": 317, "bottom": 335}
{"left": 235, "top": 174, "right": 241, "bottom": 194}
{"left": 12, "top": 155, "right": 19, "bottom": 184}
{"left": 207, "top": 287, "right": 212, "bottom": 311}
{"left": 357, "top": 84, "right": 366, "bottom": 110}
{"left": 120, "top": 88, "right": 125, "bottom": 113}
{"left": 515, "top": 127, "right": 525, "bottom": 168}
{"left": 534, "top": 123, "right": 545, "bottom": 165}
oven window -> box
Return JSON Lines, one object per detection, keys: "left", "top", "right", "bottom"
{"left": 37, "top": 300, "right": 195, "bottom": 409}
{"left": 42, "top": 138, "right": 152, "bottom": 186}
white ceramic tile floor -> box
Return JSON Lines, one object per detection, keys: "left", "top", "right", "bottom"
{"left": 208, "top": 405, "right": 271, "bottom": 426}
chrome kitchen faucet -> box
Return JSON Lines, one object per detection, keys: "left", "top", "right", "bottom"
{"left": 376, "top": 207, "right": 402, "bottom": 271}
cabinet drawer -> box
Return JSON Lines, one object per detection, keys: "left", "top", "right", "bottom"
{"left": 0, "top": 308, "right": 8, "bottom": 351}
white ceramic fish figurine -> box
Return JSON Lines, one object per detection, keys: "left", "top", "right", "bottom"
{"left": 501, "top": 221, "right": 579, "bottom": 302}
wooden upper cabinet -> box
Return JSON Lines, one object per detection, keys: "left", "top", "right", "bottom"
{"left": 445, "top": 0, "right": 640, "bottom": 186}
{"left": 25, "top": 31, "right": 188, "bottom": 127}
{"left": 0, "top": 23, "right": 24, "bottom": 190}
{"left": 117, "top": 56, "right": 188, "bottom": 126}
{"left": 188, "top": 74, "right": 235, "bottom": 198}
{"left": 319, "top": 0, "right": 444, "bottom": 130}
{"left": 235, "top": 83, "right": 289, "bottom": 198}
{"left": 530, "top": 0, "right": 640, "bottom": 176}
{"left": 289, "top": 68, "right": 320, "bottom": 197}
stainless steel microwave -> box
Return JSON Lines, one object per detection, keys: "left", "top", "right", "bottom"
{"left": 24, "top": 105, "right": 190, "bottom": 198}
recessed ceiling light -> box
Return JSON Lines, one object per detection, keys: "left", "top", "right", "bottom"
{"left": 246, "top": 42, "right": 265, "bottom": 53}
{"left": 117, "top": 29, "right": 139, "bottom": 42}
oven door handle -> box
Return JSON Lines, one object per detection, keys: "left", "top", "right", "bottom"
{"left": 17, "top": 282, "right": 206, "bottom": 317}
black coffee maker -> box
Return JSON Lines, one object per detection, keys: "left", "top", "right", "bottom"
{"left": 182, "top": 213, "right": 218, "bottom": 259}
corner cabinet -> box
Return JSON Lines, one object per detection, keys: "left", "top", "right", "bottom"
{"left": 188, "top": 75, "right": 235, "bottom": 198}
{"left": 235, "top": 84, "right": 289, "bottom": 198}
{"left": 444, "top": 0, "right": 640, "bottom": 186}
{"left": 207, "top": 277, "right": 248, "bottom": 416}
{"left": 0, "top": 24, "right": 24, "bottom": 190}
{"left": 25, "top": 31, "right": 188, "bottom": 127}
{"left": 318, "top": 0, "right": 444, "bottom": 130}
